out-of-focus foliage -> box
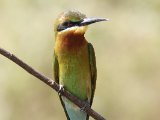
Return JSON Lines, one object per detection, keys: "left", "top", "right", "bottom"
{"left": 0, "top": 0, "right": 160, "bottom": 120}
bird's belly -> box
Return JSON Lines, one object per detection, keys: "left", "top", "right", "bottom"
{"left": 58, "top": 52, "right": 91, "bottom": 100}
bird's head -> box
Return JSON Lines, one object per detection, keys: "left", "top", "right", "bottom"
{"left": 54, "top": 10, "right": 108, "bottom": 37}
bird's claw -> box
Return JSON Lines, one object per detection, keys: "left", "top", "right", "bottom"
{"left": 50, "top": 80, "right": 54, "bottom": 85}
{"left": 58, "top": 84, "right": 64, "bottom": 96}
{"left": 80, "top": 101, "right": 90, "bottom": 112}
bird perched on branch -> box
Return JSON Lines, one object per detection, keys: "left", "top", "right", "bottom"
{"left": 53, "top": 10, "right": 108, "bottom": 120}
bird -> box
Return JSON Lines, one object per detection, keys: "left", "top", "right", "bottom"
{"left": 53, "top": 10, "right": 108, "bottom": 120}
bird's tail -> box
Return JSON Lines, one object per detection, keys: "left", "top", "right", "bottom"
{"left": 61, "top": 96, "right": 88, "bottom": 120}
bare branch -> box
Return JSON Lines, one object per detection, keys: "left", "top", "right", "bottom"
{"left": 0, "top": 47, "right": 106, "bottom": 120}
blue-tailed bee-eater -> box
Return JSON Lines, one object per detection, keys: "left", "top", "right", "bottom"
{"left": 53, "top": 10, "right": 108, "bottom": 120}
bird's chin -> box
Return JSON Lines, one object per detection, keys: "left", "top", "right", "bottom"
{"left": 74, "top": 26, "right": 88, "bottom": 35}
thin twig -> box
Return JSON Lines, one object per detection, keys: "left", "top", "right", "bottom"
{"left": 0, "top": 47, "right": 106, "bottom": 120}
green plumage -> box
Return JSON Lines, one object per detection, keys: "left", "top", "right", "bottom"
{"left": 53, "top": 43, "right": 96, "bottom": 120}
{"left": 53, "top": 10, "right": 106, "bottom": 120}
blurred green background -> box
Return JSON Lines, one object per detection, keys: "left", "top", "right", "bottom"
{"left": 0, "top": 0, "right": 160, "bottom": 120}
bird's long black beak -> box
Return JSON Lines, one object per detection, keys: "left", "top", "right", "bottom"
{"left": 80, "top": 18, "right": 109, "bottom": 26}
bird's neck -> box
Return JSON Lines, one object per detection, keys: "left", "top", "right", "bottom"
{"left": 55, "top": 33, "right": 87, "bottom": 53}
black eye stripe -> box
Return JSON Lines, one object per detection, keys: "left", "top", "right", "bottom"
{"left": 63, "top": 21, "right": 80, "bottom": 26}
{"left": 57, "top": 21, "right": 82, "bottom": 32}
{"left": 62, "top": 21, "right": 70, "bottom": 26}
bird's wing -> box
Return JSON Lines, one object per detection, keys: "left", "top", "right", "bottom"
{"left": 53, "top": 51, "right": 59, "bottom": 84}
{"left": 53, "top": 51, "right": 70, "bottom": 120}
{"left": 88, "top": 43, "right": 97, "bottom": 106}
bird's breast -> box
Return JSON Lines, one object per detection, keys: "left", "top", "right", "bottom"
{"left": 55, "top": 32, "right": 87, "bottom": 53}
{"left": 55, "top": 36, "right": 91, "bottom": 100}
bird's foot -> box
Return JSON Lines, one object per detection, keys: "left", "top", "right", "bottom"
{"left": 50, "top": 80, "right": 54, "bottom": 85}
{"left": 58, "top": 84, "right": 64, "bottom": 96}
{"left": 80, "top": 101, "right": 90, "bottom": 112}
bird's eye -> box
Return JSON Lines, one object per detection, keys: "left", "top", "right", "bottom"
{"left": 57, "top": 21, "right": 81, "bottom": 31}
{"left": 62, "top": 21, "right": 68, "bottom": 26}
{"left": 63, "top": 21, "right": 73, "bottom": 27}
{"left": 68, "top": 22, "right": 73, "bottom": 26}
